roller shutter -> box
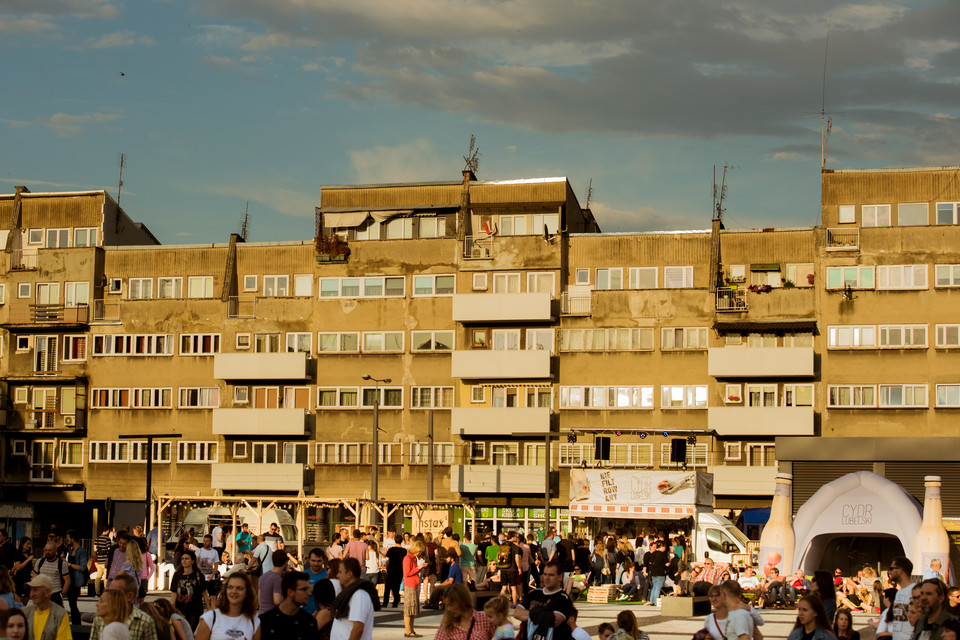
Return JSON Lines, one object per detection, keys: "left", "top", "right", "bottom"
{"left": 883, "top": 463, "right": 960, "bottom": 518}
{"left": 791, "top": 462, "right": 873, "bottom": 515}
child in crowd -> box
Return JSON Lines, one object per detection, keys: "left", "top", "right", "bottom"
{"left": 484, "top": 595, "right": 515, "bottom": 640}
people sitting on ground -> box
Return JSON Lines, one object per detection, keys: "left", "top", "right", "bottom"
{"left": 738, "top": 567, "right": 762, "bottom": 601}
{"left": 618, "top": 560, "right": 642, "bottom": 602}
{"left": 784, "top": 570, "right": 812, "bottom": 608}
{"left": 760, "top": 567, "right": 785, "bottom": 608}
{"left": 567, "top": 567, "right": 587, "bottom": 600}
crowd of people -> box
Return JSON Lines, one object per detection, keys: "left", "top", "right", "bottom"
{"left": 2, "top": 523, "right": 960, "bottom": 640}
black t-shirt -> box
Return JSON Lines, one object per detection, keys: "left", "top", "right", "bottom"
{"left": 477, "top": 540, "right": 491, "bottom": 563}
{"left": 385, "top": 546, "right": 407, "bottom": 576}
{"left": 518, "top": 588, "right": 575, "bottom": 639}
{"left": 0, "top": 541, "right": 16, "bottom": 569}
{"left": 556, "top": 540, "right": 576, "bottom": 572}
{"left": 574, "top": 546, "right": 590, "bottom": 573}
{"left": 648, "top": 550, "right": 668, "bottom": 577}
{"left": 259, "top": 606, "right": 320, "bottom": 640}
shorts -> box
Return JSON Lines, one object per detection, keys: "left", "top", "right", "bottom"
{"left": 500, "top": 569, "right": 517, "bottom": 585}
{"left": 404, "top": 587, "right": 420, "bottom": 616}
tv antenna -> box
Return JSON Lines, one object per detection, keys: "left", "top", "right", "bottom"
{"left": 820, "top": 27, "right": 832, "bottom": 171}
{"left": 463, "top": 135, "right": 480, "bottom": 175}
{"left": 117, "top": 153, "right": 125, "bottom": 207}
{"left": 584, "top": 178, "right": 593, "bottom": 210}
{"left": 239, "top": 202, "right": 250, "bottom": 241}
{"left": 712, "top": 163, "right": 738, "bottom": 224}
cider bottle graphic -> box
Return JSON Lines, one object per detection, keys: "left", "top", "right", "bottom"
{"left": 913, "top": 475, "right": 950, "bottom": 581}
{"left": 758, "top": 473, "right": 795, "bottom": 576}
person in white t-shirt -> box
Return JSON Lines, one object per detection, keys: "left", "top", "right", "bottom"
{"left": 196, "top": 535, "right": 221, "bottom": 610}
{"left": 330, "top": 558, "right": 374, "bottom": 640}
{"left": 738, "top": 567, "right": 762, "bottom": 601}
{"left": 195, "top": 572, "right": 260, "bottom": 640}
{"left": 717, "top": 581, "right": 754, "bottom": 640}
{"left": 568, "top": 606, "right": 591, "bottom": 640}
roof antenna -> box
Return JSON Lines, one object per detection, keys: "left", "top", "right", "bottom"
{"left": 712, "top": 163, "right": 738, "bottom": 224}
{"left": 116, "top": 153, "right": 125, "bottom": 207}
{"left": 463, "top": 135, "right": 480, "bottom": 176}
{"left": 820, "top": 26, "right": 832, "bottom": 172}
{"left": 584, "top": 178, "right": 593, "bottom": 210}
{"left": 239, "top": 201, "right": 250, "bottom": 241}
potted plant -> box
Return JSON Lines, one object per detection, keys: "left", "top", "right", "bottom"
{"left": 807, "top": 272, "right": 815, "bottom": 285}
{"left": 315, "top": 235, "right": 351, "bottom": 262}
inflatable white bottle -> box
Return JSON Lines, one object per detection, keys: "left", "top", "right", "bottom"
{"left": 758, "top": 472, "right": 795, "bottom": 576}
{"left": 912, "top": 475, "right": 951, "bottom": 581}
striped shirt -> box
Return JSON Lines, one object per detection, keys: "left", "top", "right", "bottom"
{"left": 96, "top": 533, "right": 112, "bottom": 563}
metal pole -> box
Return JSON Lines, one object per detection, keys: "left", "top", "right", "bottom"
{"left": 372, "top": 384, "right": 379, "bottom": 507}
{"left": 145, "top": 436, "right": 154, "bottom": 537}
{"left": 544, "top": 432, "right": 551, "bottom": 537}
{"left": 427, "top": 411, "right": 434, "bottom": 501}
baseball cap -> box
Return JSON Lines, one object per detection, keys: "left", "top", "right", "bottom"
{"left": 26, "top": 575, "right": 55, "bottom": 590}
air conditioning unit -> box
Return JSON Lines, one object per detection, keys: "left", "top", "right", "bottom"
{"left": 63, "top": 415, "right": 76, "bottom": 427}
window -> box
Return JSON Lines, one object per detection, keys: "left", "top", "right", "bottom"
{"left": 157, "top": 277, "right": 183, "bottom": 299}
{"left": 660, "top": 443, "right": 708, "bottom": 467}
{"left": 724, "top": 442, "right": 742, "bottom": 461}
{"left": 34, "top": 336, "right": 58, "bottom": 372}
{"left": 491, "top": 387, "right": 520, "bottom": 408}
{"left": 284, "top": 442, "right": 309, "bottom": 465}
{"left": 108, "top": 278, "right": 122, "bottom": 294}
{"left": 252, "top": 442, "right": 278, "bottom": 464}
{"left": 751, "top": 267, "right": 781, "bottom": 287}
{"left": 558, "top": 443, "right": 595, "bottom": 467}
{"left": 89, "top": 441, "right": 130, "bottom": 463}
{"left": 409, "top": 443, "right": 454, "bottom": 464}
{"left": 28, "top": 229, "right": 43, "bottom": 244}
{"left": 263, "top": 275, "right": 289, "bottom": 297}
{"left": 180, "top": 334, "right": 221, "bottom": 355}
{"left": 526, "top": 387, "right": 553, "bottom": 408}
{"left": 492, "top": 329, "right": 520, "bottom": 351}
{"left": 575, "top": 269, "right": 590, "bottom": 285}
{"left": 879, "top": 325, "right": 927, "bottom": 349}
{"left": 827, "top": 325, "right": 877, "bottom": 349}
{"left": 879, "top": 384, "right": 927, "bottom": 408}
{"left": 361, "top": 387, "right": 403, "bottom": 409}
{"left": 243, "top": 275, "right": 257, "bottom": 292}
{"left": 411, "top": 331, "right": 454, "bottom": 352}
{"left": 252, "top": 387, "right": 280, "bottom": 409}
{"left": 234, "top": 387, "right": 249, "bottom": 404}
{"left": 283, "top": 386, "right": 311, "bottom": 410}
{"left": 838, "top": 205, "right": 855, "bottom": 224}
{"left": 492, "top": 273, "right": 520, "bottom": 293}
{"left": 786, "top": 263, "right": 815, "bottom": 287}
{"left": 725, "top": 384, "right": 742, "bottom": 403}
{"left": 559, "top": 386, "right": 654, "bottom": 409}
{"left": 499, "top": 215, "right": 526, "bottom": 236}
{"left": 472, "top": 273, "right": 487, "bottom": 291}
{"left": 233, "top": 442, "right": 248, "bottom": 459}
{"left": 128, "top": 278, "right": 152, "bottom": 299}
{"left": 532, "top": 213, "right": 560, "bottom": 235}
{"left": 746, "top": 333, "right": 777, "bottom": 348}
{"left": 661, "top": 327, "right": 708, "bottom": 350}
{"left": 130, "top": 440, "right": 172, "bottom": 463}
{"left": 898, "top": 203, "right": 928, "bottom": 226}
{"left": 661, "top": 385, "right": 708, "bottom": 409}
{"left": 0, "top": 283, "right": 4, "bottom": 305}
{"left": 413, "top": 274, "right": 455, "bottom": 296}
{"left": 383, "top": 217, "right": 413, "bottom": 239}
{"left": 560, "top": 327, "right": 654, "bottom": 351}
{"left": 826, "top": 266, "right": 875, "bottom": 289}
{"left": 936, "top": 325, "right": 960, "bottom": 348}
{"left": 783, "top": 384, "right": 814, "bottom": 407}
{"left": 178, "top": 387, "right": 219, "bottom": 408}
{"left": 491, "top": 443, "right": 519, "bottom": 465}
{"left": 293, "top": 274, "right": 312, "bottom": 297}
{"left": 595, "top": 268, "right": 622, "bottom": 290}
{"left": 319, "top": 276, "right": 404, "bottom": 298}
{"left": 17, "top": 283, "right": 31, "bottom": 298}
{"left": 59, "top": 441, "right": 84, "bottom": 467}
{"left": 664, "top": 266, "right": 694, "bottom": 288}
{"left": 411, "top": 387, "right": 453, "bottom": 409}
{"left": 16, "top": 336, "right": 30, "bottom": 352}
{"left": 45, "top": 228, "right": 69, "bottom": 248}
{"left": 470, "top": 386, "right": 486, "bottom": 403}
{"left": 935, "top": 265, "right": 960, "bottom": 288}
{"left": 64, "top": 282, "right": 89, "bottom": 307}
{"left": 936, "top": 384, "right": 960, "bottom": 408}
{"left": 746, "top": 443, "right": 776, "bottom": 466}
{"left": 316, "top": 387, "right": 360, "bottom": 409}
{"left": 285, "top": 332, "right": 312, "bottom": 353}
{"left": 91, "top": 388, "right": 131, "bottom": 409}
{"left": 74, "top": 227, "right": 98, "bottom": 247}
{"left": 92, "top": 334, "right": 174, "bottom": 356}
{"left": 361, "top": 332, "right": 403, "bottom": 353}
{"left": 187, "top": 276, "right": 214, "bottom": 298}
{"left": 527, "top": 272, "right": 555, "bottom": 296}
{"left": 937, "top": 202, "right": 960, "bottom": 225}
{"left": 629, "top": 267, "right": 657, "bottom": 289}
{"left": 317, "top": 443, "right": 366, "bottom": 464}
{"left": 254, "top": 333, "right": 281, "bottom": 353}
{"left": 526, "top": 329, "right": 554, "bottom": 353}
{"left": 419, "top": 216, "right": 446, "bottom": 238}
{"left": 746, "top": 384, "right": 777, "bottom": 407}
{"left": 878, "top": 265, "right": 927, "bottom": 290}
{"left": 862, "top": 204, "right": 891, "bottom": 227}
{"left": 177, "top": 441, "right": 218, "bottom": 463}
{"left": 470, "top": 442, "right": 487, "bottom": 462}
{"left": 12, "top": 440, "right": 27, "bottom": 456}
{"left": 236, "top": 334, "right": 251, "bottom": 350}
{"left": 317, "top": 332, "right": 360, "bottom": 353}
{"left": 63, "top": 336, "right": 87, "bottom": 362}
{"left": 827, "top": 385, "right": 877, "bottom": 408}
{"left": 131, "top": 388, "right": 173, "bottom": 408}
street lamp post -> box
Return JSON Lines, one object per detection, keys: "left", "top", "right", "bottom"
{"left": 119, "top": 432, "right": 181, "bottom": 549}
{"left": 361, "top": 375, "right": 391, "bottom": 517}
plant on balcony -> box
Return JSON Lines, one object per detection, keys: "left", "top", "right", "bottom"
{"left": 807, "top": 272, "right": 815, "bottom": 285}
{"left": 747, "top": 284, "right": 773, "bottom": 293}
{"left": 315, "top": 235, "right": 351, "bottom": 262}
{"left": 782, "top": 279, "right": 796, "bottom": 289}
{"left": 727, "top": 395, "right": 741, "bottom": 403}
{"left": 726, "top": 275, "right": 746, "bottom": 284}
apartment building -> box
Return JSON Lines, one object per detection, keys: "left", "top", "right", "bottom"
{"left": 1, "top": 167, "right": 958, "bottom": 542}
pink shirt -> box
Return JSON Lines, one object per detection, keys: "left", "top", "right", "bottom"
{"left": 345, "top": 540, "right": 368, "bottom": 564}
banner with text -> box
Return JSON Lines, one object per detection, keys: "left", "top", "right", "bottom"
{"left": 569, "top": 469, "right": 713, "bottom": 507}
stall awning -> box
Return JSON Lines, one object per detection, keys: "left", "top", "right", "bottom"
{"left": 323, "top": 211, "right": 371, "bottom": 228}
{"left": 713, "top": 318, "right": 818, "bottom": 333}
{"left": 569, "top": 502, "right": 696, "bottom": 520}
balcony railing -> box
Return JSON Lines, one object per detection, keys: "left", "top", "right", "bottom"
{"left": 10, "top": 251, "right": 38, "bottom": 270}
{"left": 716, "top": 287, "right": 747, "bottom": 312}
{"left": 6, "top": 304, "right": 89, "bottom": 324}
{"left": 92, "top": 299, "right": 120, "bottom": 322}
{"left": 561, "top": 290, "right": 591, "bottom": 315}
{"left": 463, "top": 235, "right": 494, "bottom": 259}
{"left": 826, "top": 228, "right": 859, "bottom": 251}
{"left": 227, "top": 297, "right": 256, "bottom": 319}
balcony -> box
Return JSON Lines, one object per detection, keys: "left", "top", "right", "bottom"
{"left": 10, "top": 251, "right": 37, "bottom": 270}
{"left": 826, "top": 228, "right": 859, "bottom": 251}
{"left": 3, "top": 304, "right": 89, "bottom": 328}
{"left": 213, "top": 352, "right": 308, "bottom": 380}
{"left": 92, "top": 299, "right": 120, "bottom": 322}
{"left": 212, "top": 408, "right": 306, "bottom": 436}
{"left": 450, "top": 465, "right": 545, "bottom": 494}
{"left": 561, "top": 290, "right": 591, "bottom": 315}
{"left": 451, "top": 350, "right": 551, "bottom": 379}
{"left": 211, "top": 463, "right": 304, "bottom": 492}
{"left": 227, "top": 297, "right": 256, "bottom": 319}
{"left": 707, "top": 346, "right": 813, "bottom": 378}
{"left": 452, "top": 292, "right": 552, "bottom": 323}
{"left": 707, "top": 465, "right": 778, "bottom": 496}
{"left": 451, "top": 407, "right": 551, "bottom": 436}
{"left": 708, "top": 406, "right": 814, "bottom": 436}
{"left": 463, "top": 235, "right": 494, "bottom": 259}
{"left": 716, "top": 288, "right": 747, "bottom": 312}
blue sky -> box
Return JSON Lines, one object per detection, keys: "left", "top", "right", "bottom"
{"left": 2, "top": 0, "right": 960, "bottom": 244}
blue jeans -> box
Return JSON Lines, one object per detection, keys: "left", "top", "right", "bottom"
{"left": 649, "top": 576, "right": 666, "bottom": 605}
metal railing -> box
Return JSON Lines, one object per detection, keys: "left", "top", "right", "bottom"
{"left": 826, "top": 228, "right": 859, "bottom": 251}
{"left": 560, "top": 290, "right": 591, "bottom": 315}
{"left": 716, "top": 287, "right": 748, "bottom": 312}
{"left": 227, "top": 296, "right": 256, "bottom": 319}
{"left": 93, "top": 299, "right": 120, "bottom": 321}
{"left": 10, "top": 251, "right": 38, "bottom": 270}
{"left": 463, "top": 235, "right": 494, "bottom": 259}
{"left": 6, "top": 304, "right": 90, "bottom": 324}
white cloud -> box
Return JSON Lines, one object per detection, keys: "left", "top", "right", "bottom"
{"left": 768, "top": 151, "right": 802, "bottom": 162}
{"left": 348, "top": 139, "right": 453, "bottom": 183}
{"left": 85, "top": 30, "right": 156, "bottom": 48}
{"left": 202, "top": 182, "right": 320, "bottom": 218}
{"left": 590, "top": 201, "right": 699, "bottom": 233}
{"left": 202, "top": 56, "right": 233, "bottom": 71}
{"left": 6, "top": 111, "right": 122, "bottom": 137}
{"left": 0, "top": 16, "right": 57, "bottom": 34}
{"left": 2, "top": 0, "right": 120, "bottom": 19}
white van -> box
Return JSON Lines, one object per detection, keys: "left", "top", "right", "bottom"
{"left": 170, "top": 507, "right": 298, "bottom": 553}
{"left": 691, "top": 511, "right": 750, "bottom": 564}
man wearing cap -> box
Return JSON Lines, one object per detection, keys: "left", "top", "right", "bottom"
{"left": 23, "top": 574, "right": 72, "bottom": 640}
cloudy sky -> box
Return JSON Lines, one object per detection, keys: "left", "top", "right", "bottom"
{"left": 2, "top": 0, "right": 960, "bottom": 243}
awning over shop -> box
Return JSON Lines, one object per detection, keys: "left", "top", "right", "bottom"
{"left": 713, "top": 318, "right": 818, "bottom": 333}
{"left": 569, "top": 502, "right": 696, "bottom": 520}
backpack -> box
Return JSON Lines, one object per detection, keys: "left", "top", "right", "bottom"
{"left": 37, "top": 557, "right": 66, "bottom": 589}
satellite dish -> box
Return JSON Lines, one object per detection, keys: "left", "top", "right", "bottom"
{"left": 543, "top": 224, "right": 549, "bottom": 242}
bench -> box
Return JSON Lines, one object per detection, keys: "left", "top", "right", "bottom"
{"left": 661, "top": 595, "right": 712, "bottom": 617}
{"left": 473, "top": 589, "right": 503, "bottom": 610}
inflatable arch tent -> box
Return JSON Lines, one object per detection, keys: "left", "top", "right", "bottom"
{"left": 793, "top": 471, "right": 922, "bottom": 573}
